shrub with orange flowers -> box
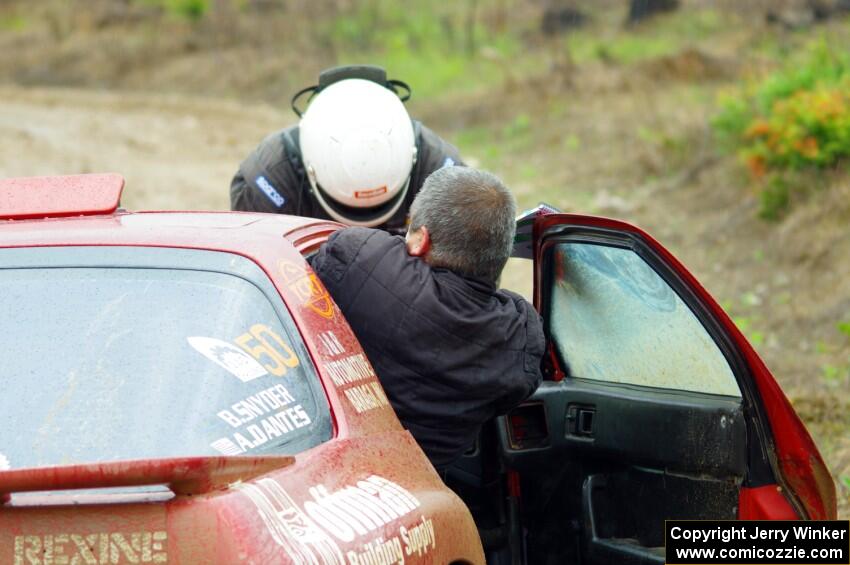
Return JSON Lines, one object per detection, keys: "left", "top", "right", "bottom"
{"left": 712, "top": 41, "right": 849, "bottom": 219}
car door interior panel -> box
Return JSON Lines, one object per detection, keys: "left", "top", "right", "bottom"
{"left": 499, "top": 380, "right": 747, "bottom": 477}
{"left": 495, "top": 380, "right": 745, "bottom": 564}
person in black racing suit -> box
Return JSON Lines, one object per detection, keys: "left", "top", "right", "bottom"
{"left": 230, "top": 65, "right": 463, "bottom": 235}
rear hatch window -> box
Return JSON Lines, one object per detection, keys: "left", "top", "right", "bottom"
{"left": 0, "top": 247, "right": 331, "bottom": 471}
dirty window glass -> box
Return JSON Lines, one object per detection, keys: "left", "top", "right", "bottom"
{"left": 0, "top": 266, "right": 331, "bottom": 471}
{"left": 547, "top": 243, "right": 740, "bottom": 396}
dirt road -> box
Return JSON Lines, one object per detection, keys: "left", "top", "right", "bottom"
{"left": 0, "top": 86, "right": 289, "bottom": 211}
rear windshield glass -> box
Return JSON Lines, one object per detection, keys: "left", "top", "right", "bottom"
{"left": 0, "top": 250, "right": 331, "bottom": 471}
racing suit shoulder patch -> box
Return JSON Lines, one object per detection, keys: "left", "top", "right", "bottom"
{"left": 255, "top": 175, "right": 286, "bottom": 208}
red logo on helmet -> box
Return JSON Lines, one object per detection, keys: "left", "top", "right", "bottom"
{"left": 353, "top": 186, "right": 388, "bottom": 199}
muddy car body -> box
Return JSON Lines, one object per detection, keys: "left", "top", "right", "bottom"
{"left": 0, "top": 174, "right": 481, "bottom": 564}
{"left": 0, "top": 175, "right": 836, "bottom": 564}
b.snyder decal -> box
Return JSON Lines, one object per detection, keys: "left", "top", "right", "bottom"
{"left": 210, "top": 384, "right": 312, "bottom": 455}
{"left": 239, "top": 476, "right": 437, "bottom": 564}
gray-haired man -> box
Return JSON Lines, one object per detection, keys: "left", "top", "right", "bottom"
{"left": 309, "top": 167, "right": 544, "bottom": 471}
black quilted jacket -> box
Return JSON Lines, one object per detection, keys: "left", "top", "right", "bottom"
{"left": 309, "top": 227, "right": 544, "bottom": 469}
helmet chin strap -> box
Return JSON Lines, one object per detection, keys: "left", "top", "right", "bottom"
{"left": 308, "top": 170, "right": 412, "bottom": 228}
{"left": 306, "top": 165, "right": 318, "bottom": 198}
{"left": 304, "top": 142, "right": 417, "bottom": 227}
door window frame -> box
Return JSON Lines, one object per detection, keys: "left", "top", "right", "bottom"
{"left": 537, "top": 224, "right": 778, "bottom": 489}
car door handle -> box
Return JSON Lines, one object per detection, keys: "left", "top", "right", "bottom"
{"left": 578, "top": 408, "right": 595, "bottom": 435}
{"left": 566, "top": 404, "right": 595, "bottom": 437}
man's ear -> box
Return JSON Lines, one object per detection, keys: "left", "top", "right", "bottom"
{"left": 406, "top": 226, "right": 431, "bottom": 257}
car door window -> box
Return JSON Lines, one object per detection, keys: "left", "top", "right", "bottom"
{"left": 547, "top": 242, "right": 740, "bottom": 397}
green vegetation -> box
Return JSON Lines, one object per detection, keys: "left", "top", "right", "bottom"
{"left": 0, "top": 14, "right": 27, "bottom": 31}
{"left": 567, "top": 8, "right": 722, "bottom": 65}
{"left": 319, "top": 0, "right": 525, "bottom": 99}
{"left": 713, "top": 41, "right": 850, "bottom": 219}
{"left": 138, "top": 0, "right": 208, "bottom": 21}
{"left": 455, "top": 112, "right": 538, "bottom": 167}
{"left": 725, "top": 295, "right": 768, "bottom": 347}
{"left": 733, "top": 315, "right": 765, "bottom": 346}
{"left": 570, "top": 33, "right": 680, "bottom": 65}
{"left": 819, "top": 321, "right": 850, "bottom": 384}
{"left": 821, "top": 364, "right": 846, "bottom": 382}
{"left": 758, "top": 176, "right": 791, "bottom": 221}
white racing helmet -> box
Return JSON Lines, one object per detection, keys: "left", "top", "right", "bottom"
{"left": 299, "top": 78, "right": 417, "bottom": 227}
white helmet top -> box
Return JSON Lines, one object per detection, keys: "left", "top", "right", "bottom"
{"left": 299, "top": 78, "right": 417, "bottom": 227}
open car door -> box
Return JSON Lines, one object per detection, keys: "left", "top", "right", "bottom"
{"left": 498, "top": 213, "right": 836, "bottom": 564}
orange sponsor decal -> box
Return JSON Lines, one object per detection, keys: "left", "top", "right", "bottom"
{"left": 279, "top": 261, "right": 335, "bottom": 319}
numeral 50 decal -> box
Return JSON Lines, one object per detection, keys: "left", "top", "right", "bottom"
{"left": 235, "top": 324, "right": 300, "bottom": 377}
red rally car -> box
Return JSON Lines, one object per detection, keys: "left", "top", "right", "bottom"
{"left": 0, "top": 174, "right": 836, "bottom": 565}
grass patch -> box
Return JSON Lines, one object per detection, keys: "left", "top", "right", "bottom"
{"left": 818, "top": 321, "right": 850, "bottom": 385}
{"left": 723, "top": 297, "right": 768, "bottom": 347}
{"left": 319, "top": 0, "right": 526, "bottom": 99}
{"left": 758, "top": 175, "right": 791, "bottom": 220}
{"left": 733, "top": 315, "right": 765, "bottom": 346}
{"left": 454, "top": 112, "right": 538, "bottom": 168}
{"left": 0, "top": 14, "right": 27, "bottom": 32}
{"left": 566, "top": 8, "right": 724, "bottom": 65}
{"left": 136, "top": 0, "right": 208, "bottom": 21}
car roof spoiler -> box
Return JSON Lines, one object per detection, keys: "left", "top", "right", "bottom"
{"left": 0, "top": 455, "right": 293, "bottom": 502}
{"left": 0, "top": 173, "right": 125, "bottom": 221}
